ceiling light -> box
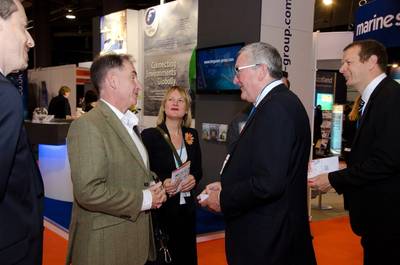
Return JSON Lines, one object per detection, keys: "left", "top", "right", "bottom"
{"left": 323, "top": 0, "right": 333, "bottom": 6}
{"left": 66, "top": 9, "right": 76, "bottom": 20}
{"left": 66, "top": 14, "right": 76, "bottom": 19}
{"left": 392, "top": 63, "right": 399, "bottom": 68}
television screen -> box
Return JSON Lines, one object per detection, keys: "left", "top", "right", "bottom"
{"left": 316, "top": 93, "right": 333, "bottom": 111}
{"left": 196, "top": 43, "right": 244, "bottom": 93}
{"left": 390, "top": 66, "right": 400, "bottom": 84}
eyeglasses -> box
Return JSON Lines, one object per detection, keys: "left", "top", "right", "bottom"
{"left": 234, "top": 64, "right": 260, "bottom": 75}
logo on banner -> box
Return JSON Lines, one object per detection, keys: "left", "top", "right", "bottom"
{"left": 354, "top": 0, "right": 400, "bottom": 48}
{"left": 145, "top": 7, "right": 158, "bottom": 37}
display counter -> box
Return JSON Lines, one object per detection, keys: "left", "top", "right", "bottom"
{"left": 25, "top": 120, "right": 73, "bottom": 231}
{"left": 25, "top": 120, "right": 71, "bottom": 145}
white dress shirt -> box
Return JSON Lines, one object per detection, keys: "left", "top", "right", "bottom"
{"left": 254, "top": 79, "right": 283, "bottom": 107}
{"left": 360, "top": 73, "right": 386, "bottom": 115}
{"left": 101, "top": 99, "right": 152, "bottom": 211}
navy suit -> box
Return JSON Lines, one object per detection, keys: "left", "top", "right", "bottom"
{"left": 220, "top": 84, "right": 316, "bottom": 265}
{"left": 329, "top": 77, "right": 400, "bottom": 263}
{"left": 0, "top": 74, "right": 44, "bottom": 265}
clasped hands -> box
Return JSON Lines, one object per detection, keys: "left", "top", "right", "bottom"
{"left": 197, "top": 181, "right": 222, "bottom": 213}
{"left": 163, "top": 174, "right": 196, "bottom": 196}
{"left": 149, "top": 182, "right": 167, "bottom": 209}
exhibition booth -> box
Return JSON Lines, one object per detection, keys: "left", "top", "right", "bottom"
{"left": 23, "top": 0, "right": 399, "bottom": 237}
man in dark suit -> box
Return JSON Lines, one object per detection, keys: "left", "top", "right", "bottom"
{"left": 0, "top": 1, "right": 44, "bottom": 264}
{"left": 309, "top": 39, "right": 400, "bottom": 265}
{"left": 199, "top": 42, "right": 316, "bottom": 265}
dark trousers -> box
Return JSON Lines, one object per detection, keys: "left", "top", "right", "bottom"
{"left": 361, "top": 234, "right": 400, "bottom": 265}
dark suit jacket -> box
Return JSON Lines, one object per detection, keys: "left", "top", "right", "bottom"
{"left": 141, "top": 124, "right": 202, "bottom": 265}
{"left": 0, "top": 74, "right": 44, "bottom": 265}
{"left": 329, "top": 77, "right": 400, "bottom": 237}
{"left": 220, "top": 84, "right": 316, "bottom": 265}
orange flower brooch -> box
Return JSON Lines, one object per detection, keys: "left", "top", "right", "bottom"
{"left": 184, "top": 132, "right": 194, "bottom": 145}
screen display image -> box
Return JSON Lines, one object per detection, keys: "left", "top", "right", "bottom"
{"left": 316, "top": 93, "right": 334, "bottom": 111}
{"left": 390, "top": 66, "right": 400, "bottom": 84}
{"left": 196, "top": 43, "right": 243, "bottom": 93}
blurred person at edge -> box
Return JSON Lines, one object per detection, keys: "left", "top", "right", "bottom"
{"left": 199, "top": 42, "right": 316, "bottom": 265}
{"left": 309, "top": 39, "right": 400, "bottom": 265}
{"left": 66, "top": 53, "right": 167, "bottom": 265}
{"left": 0, "top": 0, "right": 44, "bottom": 264}
{"left": 141, "top": 85, "right": 202, "bottom": 265}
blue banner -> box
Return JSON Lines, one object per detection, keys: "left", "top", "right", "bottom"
{"left": 354, "top": 0, "right": 400, "bottom": 48}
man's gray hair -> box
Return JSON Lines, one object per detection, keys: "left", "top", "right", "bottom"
{"left": 90, "top": 53, "right": 135, "bottom": 91}
{"left": 0, "top": 0, "right": 18, "bottom": 20}
{"left": 238, "top": 42, "right": 283, "bottom": 79}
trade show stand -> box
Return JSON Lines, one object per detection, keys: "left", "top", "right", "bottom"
{"left": 25, "top": 121, "right": 73, "bottom": 231}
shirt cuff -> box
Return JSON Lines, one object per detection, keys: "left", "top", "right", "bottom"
{"left": 141, "top": 189, "right": 152, "bottom": 211}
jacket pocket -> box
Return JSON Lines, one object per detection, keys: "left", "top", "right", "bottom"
{"left": 92, "top": 214, "right": 127, "bottom": 230}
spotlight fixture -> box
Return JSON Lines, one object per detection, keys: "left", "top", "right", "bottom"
{"left": 65, "top": 9, "right": 76, "bottom": 20}
{"left": 323, "top": 0, "right": 333, "bottom": 6}
{"left": 391, "top": 63, "right": 399, "bottom": 68}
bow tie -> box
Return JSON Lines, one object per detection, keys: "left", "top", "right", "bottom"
{"left": 121, "top": 110, "right": 138, "bottom": 129}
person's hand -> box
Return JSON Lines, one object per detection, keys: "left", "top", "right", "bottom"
{"left": 149, "top": 182, "right": 167, "bottom": 209}
{"left": 180, "top": 174, "right": 196, "bottom": 192}
{"left": 205, "top": 181, "right": 221, "bottom": 192}
{"left": 197, "top": 181, "right": 221, "bottom": 213}
{"left": 308, "top": 173, "right": 332, "bottom": 193}
{"left": 163, "top": 178, "right": 180, "bottom": 196}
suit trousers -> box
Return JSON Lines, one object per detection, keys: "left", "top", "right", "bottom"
{"left": 14, "top": 233, "right": 43, "bottom": 265}
{"left": 361, "top": 234, "right": 400, "bottom": 265}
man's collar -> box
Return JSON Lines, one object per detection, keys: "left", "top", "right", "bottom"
{"left": 361, "top": 73, "right": 386, "bottom": 103}
{"left": 254, "top": 79, "right": 283, "bottom": 107}
{"left": 101, "top": 99, "right": 138, "bottom": 127}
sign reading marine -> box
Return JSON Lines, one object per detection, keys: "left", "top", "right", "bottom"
{"left": 354, "top": 0, "right": 400, "bottom": 48}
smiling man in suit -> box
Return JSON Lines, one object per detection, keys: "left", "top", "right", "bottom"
{"left": 66, "top": 53, "right": 167, "bottom": 265}
{"left": 199, "top": 42, "right": 316, "bottom": 265}
{"left": 0, "top": 1, "right": 44, "bottom": 264}
{"left": 309, "top": 39, "right": 400, "bottom": 265}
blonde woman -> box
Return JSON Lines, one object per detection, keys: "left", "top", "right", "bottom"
{"left": 141, "top": 86, "right": 202, "bottom": 265}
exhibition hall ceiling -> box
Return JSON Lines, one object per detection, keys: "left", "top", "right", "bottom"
{"left": 21, "top": 0, "right": 373, "bottom": 66}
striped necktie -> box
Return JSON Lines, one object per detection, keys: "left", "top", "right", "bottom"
{"left": 358, "top": 98, "right": 365, "bottom": 118}
{"left": 357, "top": 99, "right": 365, "bottom": 128}
{"left": 247, "top": 106, "right": 256, "bottom": 121}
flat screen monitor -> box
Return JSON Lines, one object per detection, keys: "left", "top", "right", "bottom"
{"left": 390, "top": 66, "right": 400, "bottom": 84}
{"left": 196, "top": 43, "right": 244, "bottom": 94}
{"left": 316, "top": 93, "right": 334, "bottom": 111}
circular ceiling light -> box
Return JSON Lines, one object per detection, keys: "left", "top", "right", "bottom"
{"left": 323, "top": 0, "right": 333, "bottom": 6}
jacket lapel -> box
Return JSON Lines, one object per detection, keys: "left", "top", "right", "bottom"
{"left": 98, "top": 101, "right": 148, "bottom": 171}
{"left": 233, "top": 85, "right": 284, "bottom": 151}
{"left": 352, "top": 77, "right": 386, "bottom": 145}
{"left": 158, "top": 123, "right": 180, "bottom": 167}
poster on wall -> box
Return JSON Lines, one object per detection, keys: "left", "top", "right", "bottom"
{"left": 201, "top": 123, "right": 228, "bottom": 143}
{"left": 143, "top": 0, "right": 198, "bottom": 116}
{"left": 100, "top": 10, "right": 127, "bottom": 55}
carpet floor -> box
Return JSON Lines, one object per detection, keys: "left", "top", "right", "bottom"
{"left": 44, "top": 216, "right": 362, "bottom": 265}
